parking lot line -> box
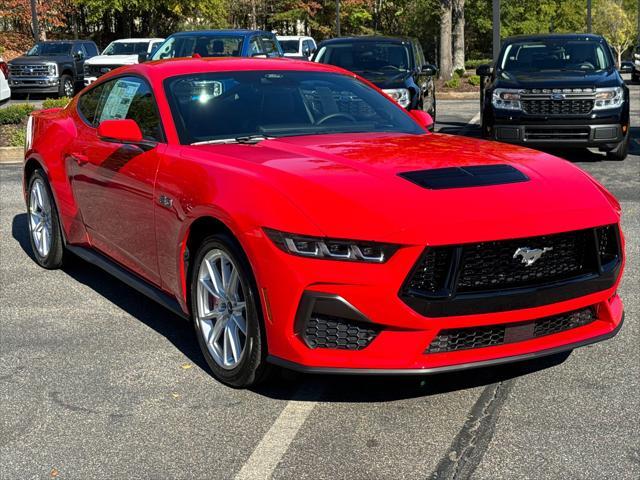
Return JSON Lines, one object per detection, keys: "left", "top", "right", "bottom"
{"left": 234, "top": 383, "right": 322, "bottom": 480}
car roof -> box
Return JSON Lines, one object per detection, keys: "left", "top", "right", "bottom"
{"left": 112, "top": 38, "right": 164, "bottom": 43}
{"left": 277, "top": 36, "right": 312, "bottom": 40}
{"left": 124, "top": 57, "right": 352, "bottom": 81}
{"left": 503, "top": 33, "right": 606, "bottom": 43}
{"left": 168, "top": 30, "right": 274, "bottom": 38}
{"left": 317, "top": 35, "right": 415, "bottom": 46}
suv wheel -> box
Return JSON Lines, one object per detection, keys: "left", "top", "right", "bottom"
{"left": 190, "top": 234, "right": 270, "bottom": 387}
{"left": 606, "top": 132, "right": 629, "bottom": 161}
{"left": 59, "top": 74, "right": 74, "bottom": 98}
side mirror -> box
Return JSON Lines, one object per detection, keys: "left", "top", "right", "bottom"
{"left": 476, "top": 64, "right": 493, "bottom": 77}
{"left": 619, "top": 61, "right": 633, "bottom": 73}
{"left": 409, "top": 110, "right": 434, "bottom": 131}
{"left": 74, "top": 52, "right": 84, "bottom": 60}
{"left": 98, "top": 119, "right": 155, "bottom": 149}
{"left": 421, "top": 64, "right": 437, "bottom": 76}
{"left": 138, "top": 52, "right": 149, "bottom": 64}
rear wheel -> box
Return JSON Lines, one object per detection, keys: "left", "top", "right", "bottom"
{"left": 190, "top": 234, "right": 270, "bottom": 387}
{"left": 27, "top": 169, "right": 65, "bottom": 269}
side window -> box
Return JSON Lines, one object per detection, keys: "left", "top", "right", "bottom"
{"left": 249, "top": 37, "right": 263, "bottom": 56}
{"left": 260, "top": 36, "right": 279, "bottom": 57}
{"left": 416, "top": 43, "right": 427, "bottom": 68}
{"left": 83, "top": 42, "right": 99, "bottom": 57}
{"left": 74, "top": 44, "right": 86, "bottom": 60}
{"left": 77, "top": 82, "right": 110, "bottom": 125}
{"left": 96, "top": 76, "right": 163, "bottom": 142}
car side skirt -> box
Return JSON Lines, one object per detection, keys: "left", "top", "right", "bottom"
{"left": 266, "top": 313, "right": 623, "bottom": 375}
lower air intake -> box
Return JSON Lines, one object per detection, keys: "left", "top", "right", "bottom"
{"left": 426, "top": 307, "right": 596, "bottom": 354}
{"left": 304, "top": 315, "right": 379, "bottom": 350}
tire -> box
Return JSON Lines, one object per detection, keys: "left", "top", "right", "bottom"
{"left": 27, "top": 169, "right": 66, "bottom": 269}
{"left": 58, "top": 74, "right": 74, "bottom": 98}
{"left": 606, "top": 132, "right": 629, "bottom": 161}
{"left": 190, "top": 233, "right": 270, "bottom": 388}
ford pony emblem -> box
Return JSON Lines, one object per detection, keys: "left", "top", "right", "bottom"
{"left": 513, "top": 247, "right": 553, "bottom": 267}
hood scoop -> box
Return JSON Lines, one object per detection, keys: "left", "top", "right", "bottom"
{"left": 398, "top": 164, "right": 529, "bottom": 190}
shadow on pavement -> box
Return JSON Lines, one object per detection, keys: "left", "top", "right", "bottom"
{"left": 10, "top": 210, "right": 573, "bottom": 402}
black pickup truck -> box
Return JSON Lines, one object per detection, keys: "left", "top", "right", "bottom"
{"left": 8, "top": 40, "right": 99, "bottom": 98}
{"left": 477, "top": 34, "right": 630, "bottom": 160}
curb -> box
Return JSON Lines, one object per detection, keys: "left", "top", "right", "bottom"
{"left": 437, "top": 92, "right": 479, "bottom": 100}
{"left": 0, "top": 147, "right": 22, "bottom": 164}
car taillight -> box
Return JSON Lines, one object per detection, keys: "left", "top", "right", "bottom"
{"left": 0, "top": 62, "right": 9, "bottom": 78}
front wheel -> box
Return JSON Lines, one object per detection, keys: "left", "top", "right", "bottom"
{"left": 58, "top": 74, "right": 74, "bottom": 98}
{"left": 27, "top": 169, "right": 66, "bottom": 269}
{"left": 190, "top": 234, "right": 270, "bottom": 387}
{"left": 606, "top": 132, "right": 629, "bottom": 161}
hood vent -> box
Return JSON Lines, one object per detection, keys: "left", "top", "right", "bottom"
{"left": 398, "top": 164, "right": 529, "bottom": 190}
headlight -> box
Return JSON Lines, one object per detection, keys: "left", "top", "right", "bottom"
{"left": 492, "top": 88, "right": 523, "bottom": 110}
{"left": 25, "top": 115, "right": 34, "bottom": 154}
{"left": 264, "top": 228, "right": 399, "bottom": 263}
{"left": 592, "top": 87, "right": 624, "bottom": 110}
{"left": 46, "top": 62, "right": 57, "bottom": 76}
{"left": 383, "top": 88, "right": 411, "bottom": 108}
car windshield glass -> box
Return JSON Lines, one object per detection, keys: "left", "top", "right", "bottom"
{"left": 279, "top": 40, "right": 299, "bottom": 53}
{"left": 164, "top": 71, "right": 422, "bottom": 145}
{"left": 27, "top": 43, "right": 73, "bottom": 56}
{"left": 102, "top": 42, "right": 150, "bottom": 55}
{"left": 152, "top": 36, "right": 244, "bottom": 60}
{"left": 315, "top": 42, "right": 413, "bottom": 74}
{"left": 499, "top": 39, "right": 612, "bottom": 72}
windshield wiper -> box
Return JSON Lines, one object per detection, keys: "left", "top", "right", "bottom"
{"left": 191, "top": 134, "right": 272, "bottom": 146}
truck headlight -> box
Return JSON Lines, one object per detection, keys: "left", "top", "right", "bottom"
{"left": 264, "top": 228, "right": 399, "bottom": 263}
{"left": 383, "top": 88, "right": 411, "bottom": 108}
{"left": 492, "top": 88, "right": 523, "bottom": 110}
{"left": 593, "top": 87, "right": 624, "bottom": 110}
{"left": 46, "top": 62, "right": 57, "bottom": 76}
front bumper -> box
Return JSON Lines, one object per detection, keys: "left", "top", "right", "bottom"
{"left": 9, "top": 76, "right": 60, "bottom": 94}
{"left": 492, "top": 123, "right": 625, "bottom": 147}
{"left": 246, "top": 226, "right": 625, "bottom": 373}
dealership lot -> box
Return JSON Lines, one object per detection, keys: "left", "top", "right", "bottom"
{"left": 1, "top": 82, "right": 638, "bottom": 479}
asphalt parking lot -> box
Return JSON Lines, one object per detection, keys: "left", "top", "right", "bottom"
{"left": 1, "top": 82, "right": 638, "bottom": 479}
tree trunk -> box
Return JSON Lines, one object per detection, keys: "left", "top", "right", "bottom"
{"left": 439, "top": 0, "right": 453, "bottom": 80}
{"left": 250, "top": 0, "right": 257, "bottom": 30}
{"left": 452, "top": 0, "right": 465, "bottom": 72}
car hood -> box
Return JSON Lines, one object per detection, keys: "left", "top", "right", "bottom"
{"left": 85, "top": 55, "right": 139, "bottom": 65}
{"left": 9, "top": 55, "right": 71, "bottom": 65}
{"left": 494, "top": 68, "right": 621, "bottom": 89}
{"left": 191, "top": 133, "right": 618, "bottom": 245}
{"left": 351, "top": 70, "right": 411, "bottom": 89}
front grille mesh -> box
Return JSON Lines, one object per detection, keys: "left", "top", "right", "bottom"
{"left": 9, "top": 64, "right": 50, "bottom": 77}
{"left": 406, "top": 248, "right": 452, "bottom": 295}
{"left": 522, "top": 98, "right": 594, "bottom": 115}
{"left": 427, "top": 307, "right": 596, "bottom": 353}
{"left": 304, "top": 315, "right": 379, "bottom": 350}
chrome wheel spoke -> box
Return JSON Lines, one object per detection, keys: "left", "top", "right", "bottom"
{"left": 232, "top": 313, "right": 247, "bottom": 335}
{"left": 29, "top": 179, "right": 53, "bottom": 258}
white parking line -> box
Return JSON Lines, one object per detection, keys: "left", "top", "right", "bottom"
{"left": 235, "top": 384, "right": 321, "bottom": 480}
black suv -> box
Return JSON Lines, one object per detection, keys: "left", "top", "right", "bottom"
{"left": 312, "top": 36, "right": 437, "bottom": 123}
{"left": 8, "top": 40, "right": 99, "bottom": 97}
{"left": 477, "top": 34, "right": 630, "bottom": 160}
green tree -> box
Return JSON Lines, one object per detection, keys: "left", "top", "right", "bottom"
{"left": 593, "top": 0, "right": 635, "bottom": 65}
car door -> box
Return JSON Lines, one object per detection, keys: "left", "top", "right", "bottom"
{"left": 67, "top": 75, "right": 165, "bottom": 284}
{"left": 413, "top": 42, "right": 435, "bottom": 114}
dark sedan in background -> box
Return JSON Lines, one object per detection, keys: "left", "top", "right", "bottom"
{"left": 312, "top": 36, "right": 437, "bottom": 124}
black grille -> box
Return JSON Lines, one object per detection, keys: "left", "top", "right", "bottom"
{"left": 427, "top": 307, "right": 596, "bottom": 353}
{"left": 406, "top": 247, "right": 452, "bottom": 295}
{"left": 456, "top": 229, "right": 595, "bottom": 293}
{"left": 596, "top": 225, "right": 619, "bottom": 266}
{"left": 304, "top": 315, "right": 379, "bottom": 350}
{"left": 522, "top": 99, "right": 594, "bottom": 115}
{"left": 524, "top": 127, "right": 590, "bottom": 141}
{"left": 86, "top": 64, "right": 121, "bottom": 77}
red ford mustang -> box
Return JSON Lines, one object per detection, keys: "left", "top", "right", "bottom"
{"left": 23, "top": 58, "right": 625, "bottom": 387}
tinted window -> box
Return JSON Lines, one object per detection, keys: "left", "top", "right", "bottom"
{"left": 249, "top": 37, "right": 263, "bottom": 56}
{"left": 315, "top": 42, "right": 413, "bottom": 73}
{"left": 152, "top": 35, "right": 244, "bottom": 60}
{"left": 500, "top": 39, "right": 612, "bottom": 72}
{"left": 27, "top": 42, "right": 72, "bottom": 56}
{"left": 74, "top": 44, "right": 86, "bottom": 59}
{"left": 102, "top": 41, "right": 150, "bottom": 55}
{"left": 260, "top": 36, "right": 281, "bottom": 57}
{"left": 78, "top": 82, "right": 109, "bottom": 125}
{"left": 164, "top": 70, "right": 422, "bottom": 144}
{"left": 95, "top": 76, "right": 163, "bottom": 141}
{"left": 280, "top": 40, "right": 300, "bottom": 54}
{"left": 83, "top": 42, "right": 99, "bottom": 57}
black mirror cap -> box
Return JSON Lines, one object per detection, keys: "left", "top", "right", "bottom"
{"left": 476, "top": 64, "right": 493, "bottom": 77}
{"left": 422, "top": 64, "right": 437, "bottom": 76}
{"left": 137, "top": 52, "right": 149, "bottom": 64}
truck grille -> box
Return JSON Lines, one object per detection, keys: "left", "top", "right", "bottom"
{"left": 426, "top": 307, "right": 596, "bottom": 353}
{"left": 86, "top": 64, "right": 121, "bottom": 77}
{"left": 9, "top": 64, "right": 51, "bottom": 77}
{"left": 522, "top": 98, "right": 594, "bottom": 115}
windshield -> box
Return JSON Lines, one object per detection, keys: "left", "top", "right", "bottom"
{"left": 315, "top": 42, "right": 413, "bottom": 74}
{"left": 152, "top": 35, "right": 244, "bottom": 60}
{"left": 499, "top": 39, "right": 612, "bottom": 72}
{"left": 27, "top": 43, "right": 72, "bottom": 56}
{"left": 102, "top": 41, "right": 150, "bottom": 55}
{"left": 164, "top": 71, "right": 422, "bottom": 144}
{"left": 280, "top": 40, "right": 300, "bottom": 54}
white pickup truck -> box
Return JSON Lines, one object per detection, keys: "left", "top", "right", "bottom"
{"left": 83, "top": 38, "right": 164, "bottom": 85}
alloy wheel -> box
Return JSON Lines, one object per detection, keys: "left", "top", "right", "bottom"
{"left": 64, "top": 79, "right": 74, "bottom": 97}
{"left": 196, "top": 249, "right": 248, "bottom": 370}
{"left": 29, "top": 178, "right": 53, "bottom": 258}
